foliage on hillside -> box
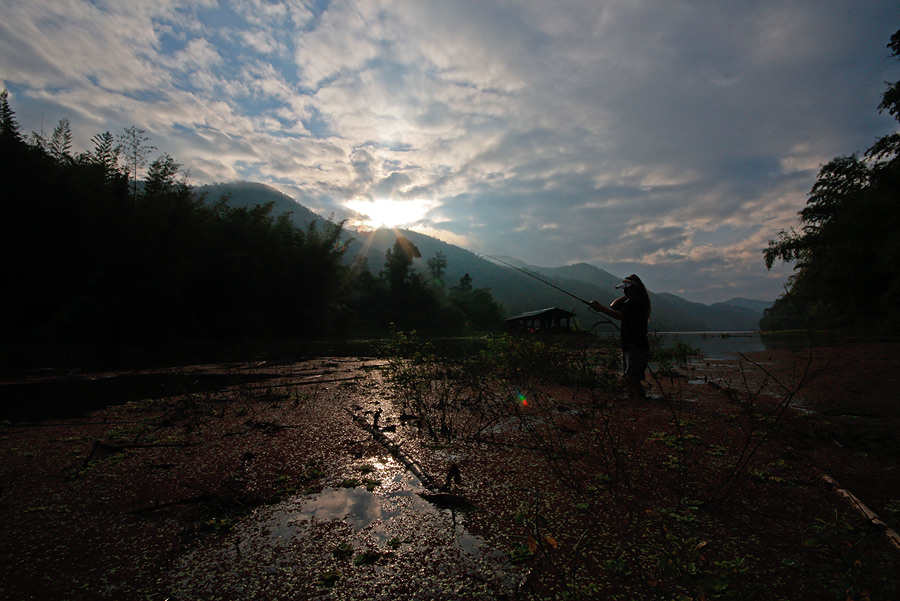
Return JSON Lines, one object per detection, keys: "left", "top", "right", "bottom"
{"left": 0, "top": 93, "right": 504, "bottom": 366}
{"left": 337, "top": 242, "right": 504, "bottom": 336}
{"left": 762, "top": 28, "right": 900, "bottom": 332}
{"left": 349, "top": 231, "right": 767, "bottom": 332}
{"left": 188, "top": 180, "right": 770, "bottom": 332}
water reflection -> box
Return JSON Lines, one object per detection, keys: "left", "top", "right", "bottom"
{"left": 296, "top": 481, "right": 486, "bottom": 556}
{"left": 301, "top": 486, "right": 398, "bottom": 530}
{"left": 172, "top": 454, "right": 518, "bottom": 600}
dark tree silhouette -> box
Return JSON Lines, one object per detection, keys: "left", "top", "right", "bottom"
{"left": 90, "top": 131, "right": 121, "bottom": 180}
{"left": 0, "top": 89, "right": 23, "bottom": 145}
{"left": 118, "top": 126, "right": 155, "bottom": 204}
{"left": 47, "top": 118, "right": 73, "bottom": 163}
{"left": 0, "top": 96, "right": 353, "bottom": 364}
{"left": 763, "top": 28, "right": 900, "bottom": 331}
{"left": 1, "top": 91, "right": 503, "bottom": 366}
{"left": 426, "top": 251, "right": 447, "bottom": 285}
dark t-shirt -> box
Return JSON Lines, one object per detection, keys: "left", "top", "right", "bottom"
{"left": 619, "top": 296, "right": 650, "bottom": 352}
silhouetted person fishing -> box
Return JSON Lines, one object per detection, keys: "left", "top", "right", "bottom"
{"left": 474, "top": 253, "right": 653, "bottom": 397}
{"left": 590, "top": 274, "right": 651, "bottom": 399}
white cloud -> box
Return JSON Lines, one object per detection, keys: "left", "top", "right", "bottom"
{"left": 1, "top": 0, "right": 898, "bottom": 303}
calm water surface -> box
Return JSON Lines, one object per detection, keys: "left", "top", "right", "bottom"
{"left": 296, "top": 332, "right": 817, "bottom": 361}
{"left": 654, "top": 331, "right": 824, "bottom": 360}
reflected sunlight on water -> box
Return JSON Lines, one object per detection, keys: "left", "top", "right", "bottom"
{"left": 172, "top": 455, "right": 520, "bottom": 600}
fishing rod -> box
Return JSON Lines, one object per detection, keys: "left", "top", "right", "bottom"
{"left": 477, "top": 251, "right": 669, "bottom": 397}
{"left": 473, "top": 250, "right": 622, "bottom": 330}
{"left": 473, "top": 251, "right": 594, "bottom": 307}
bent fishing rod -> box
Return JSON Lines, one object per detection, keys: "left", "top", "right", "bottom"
{"left": 473, "top": 252, "right": 619, "bottom": 330}
{"left": 474, "top": 251, "right": 592, "bottom": 306}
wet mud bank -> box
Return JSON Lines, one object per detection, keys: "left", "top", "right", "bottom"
{"left": 1, "top": 342, "right": 899, "bottom": 600}
{"left": 0, "top": 357, "right": 526, "bottom": 600}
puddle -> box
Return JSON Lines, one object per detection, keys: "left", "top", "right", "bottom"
{"left": 297, "top": 481, "right": 484, "bottom": 554}
{"left": 302, "top": 486, "right": 397, "bottom": 530}
{"left": 169, "top": 456, "right": 521, "bottom": 600}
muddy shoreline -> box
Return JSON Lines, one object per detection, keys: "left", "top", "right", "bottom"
{"left": 1, "top": 342, "right": 899, "bottom": 599}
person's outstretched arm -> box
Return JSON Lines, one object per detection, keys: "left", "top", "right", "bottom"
{"left": 590, "top": 300, "right": 623, "bottom": 320}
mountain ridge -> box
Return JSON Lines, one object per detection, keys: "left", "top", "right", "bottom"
{"left": 197, "top": 182, "right": 771, "bottom": 331}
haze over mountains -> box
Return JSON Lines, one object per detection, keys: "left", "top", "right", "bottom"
{"left": 196, "top": 182, "right": 770, "bottom": 332}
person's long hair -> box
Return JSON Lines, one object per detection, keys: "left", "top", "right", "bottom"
{"left": 626, "top": 274, "right": 651, "bottom": 317}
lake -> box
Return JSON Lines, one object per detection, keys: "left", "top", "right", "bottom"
{"left": 296, "top": 331, "right": 816, "bottom": 361}
{"left": 653, "top": 330, "right": 837, "bottom": 360}
{"left": 654, "top": 332, "right": 766, "bottom": 360}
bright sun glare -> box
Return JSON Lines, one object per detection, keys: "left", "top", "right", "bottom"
{"left": 346, "top": 198, "right": 433, "bottom": 229}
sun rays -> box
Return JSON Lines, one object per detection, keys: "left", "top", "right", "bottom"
{"left": 345, "top": 198, "right": 436, "bottom": 230}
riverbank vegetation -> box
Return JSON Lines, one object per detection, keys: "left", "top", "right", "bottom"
{"left": 379, "top": 332, "right": 900, "bottom": 600}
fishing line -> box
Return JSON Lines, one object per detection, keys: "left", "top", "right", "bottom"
{"left": 473, "top": 251, "right": 593, "bottom": 306}
{"left": 473, "top": 250, "right": 620, "bottom": 330}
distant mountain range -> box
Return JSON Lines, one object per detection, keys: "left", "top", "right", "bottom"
{"left": 195, "top": 182, "right": 770, "bottom": 332}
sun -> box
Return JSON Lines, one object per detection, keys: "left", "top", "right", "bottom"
{"left": 346, "top": 198, "right": 434, "bottom": 229}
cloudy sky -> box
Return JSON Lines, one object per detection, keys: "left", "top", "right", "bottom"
{"left": 2, "top": 1, "right": 898, "bottom": 303}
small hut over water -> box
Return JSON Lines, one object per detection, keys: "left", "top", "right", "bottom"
{"left": 506, "top": 307, "right": 576, "bottom": 334}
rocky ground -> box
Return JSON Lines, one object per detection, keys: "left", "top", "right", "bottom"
{"left": 1, "top": 340, "right": 899, "bottom": 600}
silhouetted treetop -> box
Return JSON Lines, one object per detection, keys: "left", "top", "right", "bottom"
{"left": 762, "top": 28, "right": 900, "bottom": 331}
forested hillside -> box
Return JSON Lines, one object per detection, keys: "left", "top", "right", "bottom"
{"left": 0, "top": 96, "right": 353, "bottom": 365}
{"left": 329, "top": 228, "right": 767, "bottom": 332}
{"left": 199, "top": 182, "right": 768, "bottom": 332}
{"left": 0, "top": 93, "right": 504, "bottom": 366}
{"left": 194, "top": 181, "right": 323, "bottom": 227}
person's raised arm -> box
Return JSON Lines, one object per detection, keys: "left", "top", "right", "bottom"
{"left": 590, "top": 299, "right": 623, "bottom": 320}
